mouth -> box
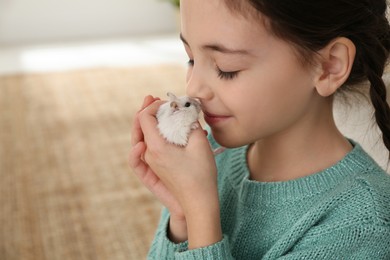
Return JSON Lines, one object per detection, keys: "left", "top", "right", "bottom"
{"left": 203, "top": 110, "right": 232, "bottom": 126}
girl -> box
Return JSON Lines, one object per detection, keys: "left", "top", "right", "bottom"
{"left": 130, "top": 0, "right": 390, "bottom": 258}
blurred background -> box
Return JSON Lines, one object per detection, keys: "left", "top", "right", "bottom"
{"left": 0, "top": 1, "right": 389, "bottom": 260}
{"left": 0, "top": 0, "right": 186, "bottom": 74}
{"left": 0, "top": 1, "right": 187, "bottom": 259}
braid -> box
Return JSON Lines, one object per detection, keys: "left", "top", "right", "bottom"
{"left": 357, "top": 8, "right": 390, "bottom": 159}
{"left": 366, "top": 67, "right": 390, "bottom": 157}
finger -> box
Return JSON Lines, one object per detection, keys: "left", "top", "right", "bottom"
{"left": 129, "top": 141, "right": 147, "bottom": 171}
{"left": 131, "top": 96, "right": 159, "bottom": 146}
{"left": 129, "top": 142, "right": 162, "bottom": 191}
{"left": 142, "top": 95, "right": 153, "bottom": 109}
{"left": 139, "top": 100, "right": 167, "bottom": 144}
{"left": 131, "top": 115, "right": 144, "bottom": 146}
{"left": 129, "top": 142, "right": 158, "bottom": 183}
{"left": 142, "top": 95, "right": 160, "bottom": 110}
{"left": 189, "top": 126, "right": 208, "bottom": 140}
{"left": 187, "top": 126, "right": 212, "bottom": 149}
{"left": 140, "top": 99, "right": 165, "bottom": 115}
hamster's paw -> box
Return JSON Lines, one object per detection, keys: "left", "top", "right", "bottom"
{"left": 191, "top": 122, "right": 200, "bottom": 130}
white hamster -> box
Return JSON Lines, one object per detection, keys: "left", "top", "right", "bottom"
{"left": 156, "top": 92, "right": 202, "bottom": 146}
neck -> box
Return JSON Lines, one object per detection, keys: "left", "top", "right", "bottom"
{"left": 247, "top": 101, "right": 352, "bottom": 182}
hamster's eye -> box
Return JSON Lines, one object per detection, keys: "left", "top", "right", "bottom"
{"left": 185, "top": 102, "right": 191, "bottom": 107}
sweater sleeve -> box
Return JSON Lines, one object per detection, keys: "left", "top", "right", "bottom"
{"left": 147, "top": 208, "right": 235, "bottom": 260}
{"left": 147, "top": 208, "right": 188, "bottom": 259}
{"left": 264, "top": 224, "right": 390, "bottom": 259}
{"left": 174, "top": 237, "right": 233, "bottom": 260}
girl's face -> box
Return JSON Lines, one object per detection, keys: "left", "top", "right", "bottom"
{"left": 181, "top": 0, "right": 323, "bottom": 148}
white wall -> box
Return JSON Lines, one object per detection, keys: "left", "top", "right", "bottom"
{"left": 0, "top": 0, "right": 177, "bottom": 45}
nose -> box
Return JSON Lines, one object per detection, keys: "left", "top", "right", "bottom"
{"left": 186, "top": 65, "right": 213, "bottom": 101}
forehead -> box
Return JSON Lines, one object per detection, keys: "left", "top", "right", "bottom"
{"left": 222, "top": 0, "right": 261, "bottom": 20}
{"left": 180, "top": 0, "right": 269, "bottom": 52}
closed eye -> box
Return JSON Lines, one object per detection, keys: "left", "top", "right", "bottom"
{"left": 187, "top": 59, "right": 239, "bottom": 80}
{"left": 217, "top": 67, "right": 239, "bottom": 80}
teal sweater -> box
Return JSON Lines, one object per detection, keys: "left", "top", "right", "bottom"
{"left": 148, "top": 137, "right": 390, "bottom": 259}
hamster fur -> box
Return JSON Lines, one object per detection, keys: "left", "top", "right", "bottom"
{"left": 156, "top": 92, "right": 201, "bottom": 146}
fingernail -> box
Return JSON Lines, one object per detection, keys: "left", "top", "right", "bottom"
{"left": 143, "top": 96, "right": 148, "bottom": 104}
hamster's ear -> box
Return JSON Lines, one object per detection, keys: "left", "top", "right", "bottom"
{"left": 170, "top": 101, "right": 179, "bottom": 110}
{"left": 167, "top": 92, "right": 177, "bottom": 101}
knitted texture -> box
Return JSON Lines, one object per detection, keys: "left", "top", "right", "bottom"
{"left": 148, "top": 137, "right": 390, "bottom": 259}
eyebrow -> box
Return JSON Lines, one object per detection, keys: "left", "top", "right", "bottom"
{"left": 180, "top": 33, "right": 251, "bottom": 56}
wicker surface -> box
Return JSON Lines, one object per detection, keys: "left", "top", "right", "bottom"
{"left": 0, "top": 65, "right": 187, "bottom": 260}
{"left": 1, "top": 64, "right": 388, "bottom": 260}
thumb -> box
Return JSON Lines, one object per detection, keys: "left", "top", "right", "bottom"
{"left": 187, "top": 126, "right": 211, "bottom": 148}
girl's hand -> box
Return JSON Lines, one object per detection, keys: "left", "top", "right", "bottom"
{"left": 129, "top": 96, "right": 188, "bottom": 242}
{"left": 137, "top": 100, "right": 222, "bottom": 249}
{"left": 138, "top": 100, "right": 217, "bottom": 213}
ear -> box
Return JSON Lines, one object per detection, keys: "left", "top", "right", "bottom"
{"left": 314, "top": 37, "right": 356, "bottom": 97}
{"left": 170, "top": 101, "right": 179, "bottom": 110}
{"left": 167, "top": 92, "right": 177, "bottom": 101}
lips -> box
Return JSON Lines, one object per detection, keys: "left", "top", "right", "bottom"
{"left": 203, "top": 110, "right": 231, "bottom": 126}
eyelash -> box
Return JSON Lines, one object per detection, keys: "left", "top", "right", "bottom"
{"left": 217, "top": 68, "right": 239, "bottom": 80}
{"left": 187, "top": 59, "right": 239, "bottom": 80}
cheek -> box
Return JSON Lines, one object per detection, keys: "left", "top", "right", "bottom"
{"left": 234, "top": 70, "right": 315, "bottom": 135}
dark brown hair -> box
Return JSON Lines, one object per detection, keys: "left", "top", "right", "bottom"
{"left": 225, "top": 0, "right": 390, "bottom": 158}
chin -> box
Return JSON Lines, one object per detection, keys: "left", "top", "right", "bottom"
{"left": 211, "top": 129, "right": 250, "bottom": 149}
